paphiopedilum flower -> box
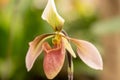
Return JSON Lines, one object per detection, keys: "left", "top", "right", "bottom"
{"left": 25, "top": 0, "right": 103, "bottom": 79}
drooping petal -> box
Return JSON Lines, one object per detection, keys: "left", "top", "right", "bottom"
{"left": 62, "top": 37, "right": 76, "bottom": 58}
{"left": 25, "top": 34, "right": 54, "bottom": 71}
{"left": 70, "top": 38, "right": 103, "bottom": 70}
{"left": 42, "top": 41, "right": 65, "bottom": 79}
{"left": 41, "top": 0, "right": 65, "bottom": 31}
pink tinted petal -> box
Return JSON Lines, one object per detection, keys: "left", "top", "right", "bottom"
{"left": 70, "top": 38, "right": 103, "bottom": 70}
{"left": 25, "top": 34, "right": 53, "bottom": 71}
{"left": 62, "top": 37, "right": 76, "bottom": 58}
{"left": 43, "top": 41, "right": 65, "bottom": 79}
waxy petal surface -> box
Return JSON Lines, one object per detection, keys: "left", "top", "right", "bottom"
{"left": 70, "top": 38, "right": 103, "bottom": 70}
{"left": 43, "top": 41, "right": 65, "bottom": 79}
{"left": 26, "top": 34, "right": 54, "bottom": 71}
{"left": 42, "top": 0, "right": 64, "bottom": 31}
{"left": 62, "top": 37, "right": 76, "bottom": 58}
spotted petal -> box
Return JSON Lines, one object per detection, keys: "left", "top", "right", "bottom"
{"left": 42, "top": 41, "right": 65, "bottom": 79}
{"left": 25, "top": 34, "right": 54, "bottom": 71}
{"left": 42, "top": 0, "right": 64, "bottom": 31}
{"left": 70, "top": 38, "right": 103, "bottom": 70}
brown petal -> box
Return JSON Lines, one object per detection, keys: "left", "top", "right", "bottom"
{"left": 25, "top": 34, "right": 54, "bottom": 71}
{"left": 43, "top": 41, "right": 65, "bottom": 79}
{"left": 70, "top": 38, "right": 103, "bottom": 70}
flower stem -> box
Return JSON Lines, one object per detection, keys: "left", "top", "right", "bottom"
{"left": 62, "top": 30, "right": 73, "bottom": 80}
{"left": 67, "top": 51, "right": 73, "bottom": 80}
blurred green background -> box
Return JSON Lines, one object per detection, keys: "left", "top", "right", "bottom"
{"left": 0, "top": 0, "right": 120, "bottom": 80}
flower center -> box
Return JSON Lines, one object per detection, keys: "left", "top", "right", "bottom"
{"left": 52, "top": 32, "right": 61, "bottom": 45}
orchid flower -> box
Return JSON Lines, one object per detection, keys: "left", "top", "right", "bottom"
{"left": 25, "top": 0, "right": 103, "bottom": 79}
